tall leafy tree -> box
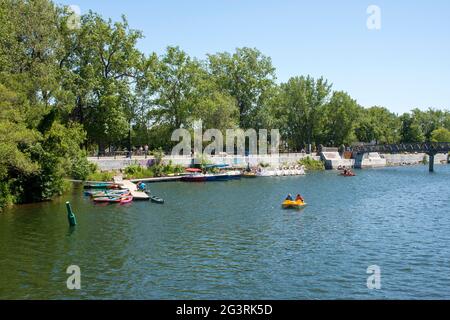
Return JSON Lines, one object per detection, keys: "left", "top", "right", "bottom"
{"left": 0, "top": 0, "right": 88, "bottom": 209}
{"left": 355, "top": 107, "right": 400, "bottom": 144}
{"left": 277, "top": 76, "right": 332, "bottom": 150}
{"left": 431, "top": 128, "right": 450, "bottom": 143}
{"left": 319, "top": 91, "right": 361, "bottom": 146}
{"left": 70, "top": 12, "right": 145, "bottom": 150}
{"left": 207, "top": 47, "right": 276, "bottom": 129}
{"left": 411, "top": 108, "right": 449, "bottom": 141}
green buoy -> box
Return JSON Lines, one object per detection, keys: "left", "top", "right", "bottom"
{"left": 66, "top": 201, "right": 77, "bottom": 227}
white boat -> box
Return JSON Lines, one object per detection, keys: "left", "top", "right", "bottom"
{"left": 257, "top": 170, "right": 274, "bottom": 177}
{"left": 227, "top": 170, "right": 242, "bottom": 179}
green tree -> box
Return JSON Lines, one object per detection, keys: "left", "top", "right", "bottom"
{"left": 411, "top": 108, "right": 449, "bottom": 141}
{"left": 399, "top": 113, "right": 425, "bottom": 143}
{"left": 69, "top": 12, "right": 145, "bottom": 150}
{"left": 207, "top": 47, "right": 276, "bottom": 129}
{"left": 319, "top": 91, "right": 361, "bottom": 146}
{"left": 431, "top": 128, "right": 450, "bottom": 142}
{"left": 277, "top": 76, "right": 332, "bottom": 150}
{"left": 355, "top": 107, "right": 400, "bottom": 144}
{"left": 151, "top": 46, "right": 204, "bottom": 130}
{"left": 0, "top": 0, "right": 89, "bottom": 210}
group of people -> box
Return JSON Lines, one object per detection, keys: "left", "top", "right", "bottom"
{"left": 285, "top": 194, "right": 304, "bottom": 202}
{"left": 337, "top": 165, "right": 355, "bottom": 176}
{"left": 342, "top": 168, "right": 354, "bottom": 176}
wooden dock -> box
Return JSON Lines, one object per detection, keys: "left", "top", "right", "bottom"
{"left": 116, "top": 178, "right": 150, "bottom": 201}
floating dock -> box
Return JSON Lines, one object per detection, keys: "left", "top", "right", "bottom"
{"left": 116, "top": 179, "right": 150, "bottom": 201}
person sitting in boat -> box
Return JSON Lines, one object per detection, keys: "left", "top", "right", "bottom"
{"left": 295, "top": 194, "right": 304, "bottom": 202}
{"left": 286, "top": 194, "right": 293, "bottom": 201}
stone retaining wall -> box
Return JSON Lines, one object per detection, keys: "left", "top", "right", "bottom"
{"left": 88, "top": 153, "right": 321, "bottom": 171}
{"left": 381, "top": 153, "right": 448, "bottom": 166}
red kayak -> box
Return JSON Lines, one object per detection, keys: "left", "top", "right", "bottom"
{"left": 120, "top": 196, "right": 133, "bottom": 204}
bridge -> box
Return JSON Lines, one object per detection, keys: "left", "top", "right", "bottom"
{"left": 351, "top": 142, "right": 450, "bottom": 172}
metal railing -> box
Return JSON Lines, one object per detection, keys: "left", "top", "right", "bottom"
{"left": 351, "top": 142, "right": 450, "bottom": 154}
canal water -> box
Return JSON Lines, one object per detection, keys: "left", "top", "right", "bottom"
{"left": 1, "top": 165, "right": 450, "bottom": 299}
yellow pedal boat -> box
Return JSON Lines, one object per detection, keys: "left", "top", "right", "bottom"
{"left": 282, "top": 200, "right": 307, "bottom": 209}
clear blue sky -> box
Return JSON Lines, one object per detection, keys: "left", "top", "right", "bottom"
{"left": 57, "top": 0, "right": 450, "bottom": 114}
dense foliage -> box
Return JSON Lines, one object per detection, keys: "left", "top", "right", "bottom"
{"left": 298, "top": 157, "right": 325, "bottom": 171}
{"left": 1, "top": 0, "right": 449, "bottom": 210}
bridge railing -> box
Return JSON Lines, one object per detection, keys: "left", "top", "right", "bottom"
{"left": 351, "top": 142, "right": 450, "bottom": 154}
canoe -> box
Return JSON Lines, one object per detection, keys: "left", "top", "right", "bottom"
{"left": 120, "top": 196, "right": 133, "bottom": 204}
{"left": 84, "top": 183, "right": 121, "bottom": 190}
{"left": 84, "top": 183, "right": 110, "bottom": 189}
{"left": 90, "top": 190, "right": 130, "bottom": 198}
{"left": 150, "top": 196, "right": 165, "bottom": 204}
{"left": 93, "top": 196, "right": 122, "bottom": 203}
{"left": 282, "top": 200, "right": 307, "bottom": 209}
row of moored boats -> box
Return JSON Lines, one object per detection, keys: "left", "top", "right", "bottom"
{"left": 83, "top": 183, "right": 164, "bottom": 204}
{"left": 181, "top": 166, "right": 306, "bottom": 182}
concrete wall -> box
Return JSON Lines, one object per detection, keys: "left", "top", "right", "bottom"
{"left": 88, "top": 153, "right": 321, "bottom": 171}
{"left": 381, "top": 153, "right": 448, "bottom": 166}
{"left": 354, "top": 152, "right": 387, "bottom": 169}
{"left": 320, "top": 152, "right": 355, "bottom": 169}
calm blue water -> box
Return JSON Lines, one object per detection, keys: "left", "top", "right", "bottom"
{"left": 1, "top": 165, "right": 450, "bottom": 299}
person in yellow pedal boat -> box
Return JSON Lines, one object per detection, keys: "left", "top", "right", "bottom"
{"left": 285, "top": 194, "right": 293, "bottom": 201}
{"left": 295, "top": 194, "right": 304, "bottom": 202}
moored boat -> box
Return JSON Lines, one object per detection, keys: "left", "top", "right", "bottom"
{"left": 120, "top": 196, "right": 133, "bottom": 204}
{"left": 257, "top": 170, "right": 274, "bottom": 177}
{"left": 204, "top": 174, "right": 218, "bottom": 181}
{"left": 181, "top": 174, "right": 207, "bottom": 182}
{"left": 214, "top": 173, "right": 231, "bottom": 181}
{"left": 90, "top": 190, "right": 130, "bottom": 198}
{"left": 93, "top": 196, "right": 123, "bottom": 203}
{"left": 242, "top": 172, "right": 257, "bottom": 178}
{"left": 227, "top": 170, "right": 242, "bottom": 179}
{"left": 150, "top": 196, "right": 165, "bottom": 204}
